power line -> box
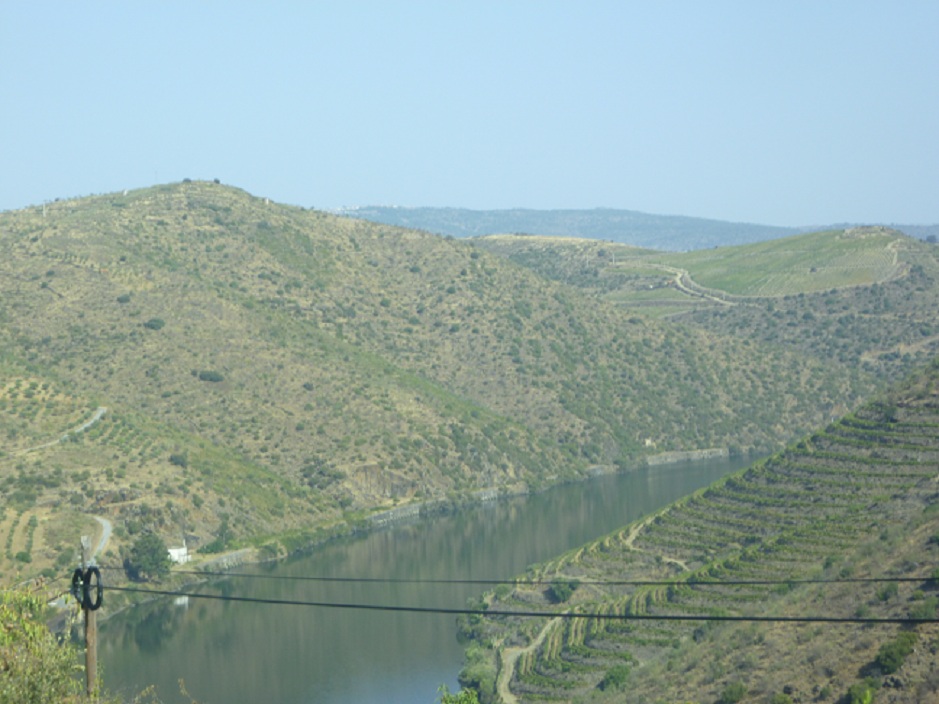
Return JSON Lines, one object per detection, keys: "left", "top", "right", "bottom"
{"left": 95, "top": 564, "right": 937, "bottom": 589}
{"left": 106, "top": 584, "right": 939, "bottom": 626}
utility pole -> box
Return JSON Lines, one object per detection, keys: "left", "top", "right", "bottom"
{"left": 80, "top": 535, "right": 98, "bottom": 698}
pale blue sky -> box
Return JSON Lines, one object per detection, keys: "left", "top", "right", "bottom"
{"left": 2, "top": 2, "right": 937, "bottom": 226}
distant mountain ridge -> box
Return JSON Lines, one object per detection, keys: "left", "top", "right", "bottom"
{"left": 336, "top": 205, "right": 938, "bottom": 251}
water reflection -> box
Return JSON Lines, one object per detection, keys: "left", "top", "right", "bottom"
{"left": 102, "top": 457, "right": 751, "bottom": 704}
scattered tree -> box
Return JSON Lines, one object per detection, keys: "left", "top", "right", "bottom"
{"left": 548, "top": 578, "right": 579, "bottom": 604}
{"left": 126, "top": 533, "right": 171, "bottom": 581}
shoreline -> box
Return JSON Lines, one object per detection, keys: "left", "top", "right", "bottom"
{"left": 89, "top": 448, "right": 737, "bottom": 622}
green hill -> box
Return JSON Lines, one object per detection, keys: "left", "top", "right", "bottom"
{"left": 0, "top": 182, "right": 872, "bottom": 581}
{"left": 473, "top": 229, "right": 939, "bottom": 382}
{"left": 457, "top": 359, "right": 939, "bottom": 703}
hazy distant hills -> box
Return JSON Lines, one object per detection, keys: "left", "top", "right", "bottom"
{"left": 335, "top": 205, "right": 798, "bottom": 250}
{"left": 335, "top": 205, "right": 939, "bottom": 251}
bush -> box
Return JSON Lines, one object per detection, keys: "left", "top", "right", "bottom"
{"left": 169, "top": 453, "right": 188, "bottom": 468}
{"left": 597, "top": 664, "right": 630, "bottom": 691}
{"left": 910, "top": 596, "right": 938, "bottom": 620}
{"left": 876, "top": 582, "right": 898, "bottom": 602}
{"left": 548, "top": 578, "right": 579, "bottom": 604}
{"left": 846, "top": 678, "right": 878, "bottom": 704}
{"left": 718, "top": 681, "right": 747, "bottom": 704}
{"left": 197, "top": 370, "right": 224, "bottom": 383}
{"left": 0, "top": 588, "right": 123, "bottom": 702}
{"left": 437, "top": 686, "right": 479, "bottom": 704}
{"left": 875, "top": 631, "right": 917, "bottom": 674}
{"left": 143, "top": 318, "right": 165, "bottom": 330}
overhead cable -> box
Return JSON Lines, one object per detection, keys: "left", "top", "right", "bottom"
{"left": 95, "top": 564, "right": 938, "bottom": 589}
{"left": 105, "top": 584, "right": 939, "bottom": 625}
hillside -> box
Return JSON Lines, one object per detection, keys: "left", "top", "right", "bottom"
{"left": 0, "top": 182, "right": 870, "bottom": 582}
{"left": 457, "top": 359, "right": 939, "bottom": 703}
{"left": 473, "top": 229, "right": 939, "bottom": 382}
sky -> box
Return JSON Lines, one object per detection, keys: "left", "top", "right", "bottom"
{"left": 1, "top": 2, "right": 937, "bottom": 227}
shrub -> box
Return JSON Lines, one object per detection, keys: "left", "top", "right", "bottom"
{"left": 597, "top": 664, "right": 630, "bottom": 691}
{"left": 876, "top": 582, "right": 898, "bottom": 602}
{"left": 875, "top": 631, "right": 917, "bottom": 674}
{"left": 910, "top": 596, "right": 938, "bottom": 620}
{"left": 547, "top": 578, "right": 579, "bottom": 604}
{"left": 143, "top": 318, "right": 165, "bottom": 330}
{"left": 846, "top": 678, "right": 877, "bottom": 704}
{"left": 718, "top": 681, "right": 747, "bottom": 704}
{"left": 0, "top": 588, "right": 118, "bottom": 702}
{"left": 437, "top": 685, "right": 479, "bottom": 703}
{"left": 169, "top": 453, "right": 188, "bottom": 468}
{"left": 197, "top": 370, "right": 224, "bottom": 383}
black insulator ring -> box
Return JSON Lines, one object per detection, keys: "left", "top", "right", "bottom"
{"left": 83, "top": 566, "right": 103, "bottom": 611}
{"left": 71, "top": 568, "right": 84, "bottom": 602}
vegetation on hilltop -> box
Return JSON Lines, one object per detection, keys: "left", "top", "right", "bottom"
{"left": 0, "top": 182, "right": 874, "bottom": 585}
{"left": 458, "top": 359, "right": 939, "bottom": 703}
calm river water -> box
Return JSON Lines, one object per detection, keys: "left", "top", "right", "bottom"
{"left": 101, "top": 456, "right": 750, "bottom": 704}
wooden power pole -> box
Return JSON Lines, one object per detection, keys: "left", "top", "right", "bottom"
{"left": 80, "top": 535, "right": 98, "bottom": 698}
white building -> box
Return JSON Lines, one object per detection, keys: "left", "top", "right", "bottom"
{"left": 167, "top": 545, "right": 191, "bottom": 565}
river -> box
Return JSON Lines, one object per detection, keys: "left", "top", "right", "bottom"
{"left": 100, "top": 455, "right": 751, "bottom": 704}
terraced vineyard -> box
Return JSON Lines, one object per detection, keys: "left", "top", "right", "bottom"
{"left": 460, "top": 360, "right": 939, "bottom": 703}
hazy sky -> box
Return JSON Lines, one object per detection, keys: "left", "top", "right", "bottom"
{"left": 2, "top": 2, "right": 937, "bottom": 226}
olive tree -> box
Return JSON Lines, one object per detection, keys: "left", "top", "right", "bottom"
{"left": 126, "top": 532, "right": 171, "bottom": 581}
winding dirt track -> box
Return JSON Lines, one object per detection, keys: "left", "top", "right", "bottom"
{"left": 496, "top": 616, "right": 561, "bottom": 704}
{"left": 14, "top": 406, "right": 108, "bottom": 455}
{"left": 91, "top": 515, "right": 112, "bottom": 562}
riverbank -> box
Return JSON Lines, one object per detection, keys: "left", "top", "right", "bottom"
{"left": 644, "top": 446, "right": 728, "bottom": 466}
{"left": 99, "top": 455, "right": 752, "bottom": 704}
{"left": 93, "top": 451, "right": 737, "bottom": 621}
